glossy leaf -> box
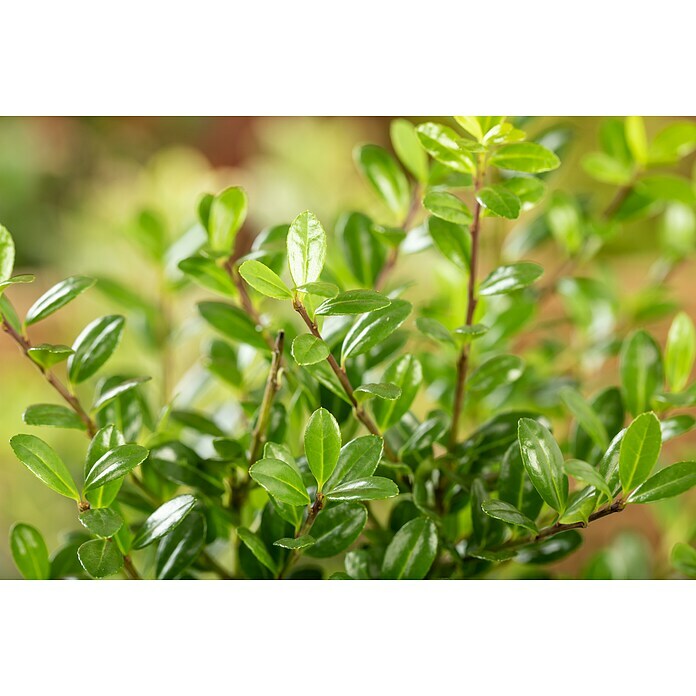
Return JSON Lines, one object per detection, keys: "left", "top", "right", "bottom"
{"left": 499, "top": 442, "right": 544, "bottom": 521}
{"left": 10, "top": 434, "right": 80, "bottom": 501}
{"left": 79, "top": 508, "right": 123, "bottom": 538}
{"left": 249, "top": 458, "right": 310, "bottom": 506}
{"left": 84, "top": 425, "right": 126, "bottom": 508}
{"left": 423, "top": 191, "right": 472, "bottom": 225}
{"left": 341, "top": 299, "right": 411, "bottom": 361}
{"left": 198, "top": 301, "right": 269, "bottom": 352}
{"left": 619, "top": 412, "right": 662, "bottom": 494}
{"left": 324, "top": 476, "right": 399, "bottom": 502}
{"left": 428, "top": 217, "right": 471, "bottom": 270}
{"left": 390, "top": 119, "right": 428, "bottom": 183}
{"left": 315, "top": 289, "right": 390, "bottom": 316}
{"left": 559, "top": 386, "right": 609, "bottom": 451}
{"left": 304, "top": 407, "right": 341, "bottom": 490}
{"left": 238, "top": 259, "right": 293, "bottom": 299}
{"left": 381, "top": 517, "right": 438, "bottom": 580}
{"left": 274, "top": 535, "right": 315, "bottom": 550}
{"left": 305, "top": 503, "right": 367, "bottom": 558}
{"left": 10, "top": 523, "right": 50, "bottom": 580}
{"left": 291, "top": 334, "right": 330, "bottom": 366}
{"left": 477, "top": 185, "right": 521, "bottom": 219}
{"left": 479, "top": 262, "right": 543, "bottom": 296}
{"left": 336, "top": 212, "right": 386, "bottom": 286}
{"left": 208, "top": 186, "right": 247, "bottom": 254}
{"left": 237, "top": 527, "right": 278, "bottom": 575}
{"left": 25, "top": 276, "right": 95, "bottom": 325}
{"left": 23, "top": 404, "right": 85, "bottom": 431}
{"left": 178, "top": 256, "right": 237, "bottom": 296}
{"left": 78, "top": 539, "right": 124, "bottom": 579}
{"left": 68, "top": 315, "right": 125, "bottom": 384}
{"left": 156, "top": 512, "right": 207, "bottom": 579}
{"left": 373, "top": 354, "right": 422, "bottom": 430}
{"left": 83, "top": 444, "right": 149, "bottom": 492}
{"left": 627, "top": 461, "right": 696, "bottom": 503}
{"left": 620, "top": 330, "right": 663, "bottom": 416}
{"left": 286, "top": 211, "right": 327, "bottom": 287}
{"left": 665, "top": 311, "right": 695, "bottom": 392}
{"left": 468, "top": 354, "right": 524, "bottom": 392}
{"left": 416, "top": 123, "right": 475, "bottom": 173}
{"left": 324, "top": 435, "right": 383, "bottom": 492}
{"left": 27, "top": 343, "right": 74, "bottom": 369}
{"left": 354, "top": 144, "right": 410, "bottom": 220}
{"left": 92, "top": 376, "right": 150, "bottom": 411}
{"left": 354, "top": 382, "right": 401, "bottom": 402}
{"left": 564, "top": 459, "right": 613, "bottom": 500}
{"left": 481, "top": 499, "right": 538, "bottom": 534}
{"left": 132, "top": 495, "right": 197, "bottom": 549}
{"left": 0, "top": 225, "right": 15, "bottom": 282}
{"left": 490, "top": 142, "right": 560, "bottom": 173}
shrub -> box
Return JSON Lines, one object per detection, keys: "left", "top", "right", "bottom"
{"left": 2, "top": 115, "right": 696, "bottom": 580}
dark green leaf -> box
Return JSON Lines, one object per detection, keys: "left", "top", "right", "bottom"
{"left": 499, "top": 442, "right": 543, "bottom": 521}
{"left": 315, "top": 289, "right": 390, "bottom": 316}
{"left": 515, "top": 531, "right": 582, "bottom": 565}
{"left": 305, "top": 503, "right": 368, "bottom": 558}
{"left": 627, "top": 461, "right": 696, "bottom": 503}
{"left": 381, "top": 517, "right": 438, "bottom": 579}
{"left": 619, "top": 412, "right": 662, "bottom": 494}
{"left": 341, "top": 299, "right": 411, "bottom": 361}
{"left": 428, "top": 217, "right": 471, "bottom": 270}
{"left": 78, "top": 539, "right": 123, "bottom": 578}
{"left": 10, "top": 523, "right": 50, "bottom": 580}
{"left": 237, "top": 527, "right": 278, "bottom": 574}
{"left": 92, "top": 376, "right": 150, "bottom": 411}
{"left": 149, "top": 441, "right": 225, "bottom": 496}
{"left": 23, "top": 403, "right": 86, "bottom": 431}
{"left": 304, "top": 407, "right": 341, "bottom": 490}
{"left": 198, "top": 301, "right": 269, "bottom": 352}
{"left": 324, "top": 476, "right": 399, "bottom": 502}
{"left": 373, "top": 354, "right": 422, "bottom": 430}
{"left": 481, "top": 499, "right": 538, "bottom": 534}
{"left": 83, "top": 444, "right": 149, "bottom": 492}
{"left": 660, "top": 414, "right": 696, "bottom": 442}
{"left": 324, "top": 435, "right": 383, "bottom": 492}
{"left": 84, "top": 426, "right": 126, "bottom": 508}
{"left": 249, "top": 458, "right": 310, "bottom": 506}
{"left": 468, "top": 354, "right": 524, "bottom": 392}
{"left": 25, "top": 275, "right": 95, "bottom": 325}
{"left": 238, "top": 259, "right": 293, "bottom": 299}
{"left": 68, "top": 315, "right": 125, "bottom": 384}
{"left": 132, "top": 494, "right": 197, "bottom": 549}
{"left": 354, "top": 144, "right": 410, "bottom": 220}
{"left": 336, "top": 212, "right": 386, "bottom": 286}
{"left": 27, "top": 343, "right": 74, "bottom": 369}
{"left": 559, "top": 386, "right": 609, "bottom": 451}
{"left": 79, "top": 508, "right": 123, "bottom": 538}
{"left": 178, "top": 256, "right": 237, "bottom": 296}
{"left": 156, "top": 512, "right": 207, "bottom": 579}
{"left": 478, "top": 262, "right": 543, "bottom": 296}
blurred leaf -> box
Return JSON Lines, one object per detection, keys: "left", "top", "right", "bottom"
{"left": 428, "top": 217, "right": 471, "bottom": 270}
{"left": 27, "top": 343, "right": 74, "bottom": 369}
{"left": 0, "top": 225, "right": 15, "bottom": 282}
{"left": 416, "top": 316, "right": 455, "bottom": 345}
{"left": 336, "top": 213, "right": 386, "bottom": 286}
{"left": 92, "top": 376, "right": 150, "bottom": 411}
{"left": 490, "top": 142, "right": 560, "bottom": 173}
{"left": 620, "top": 330, "right": 663, "bottom": 417}
{"left": 649, "top": 122, "right": 696, "bottom": 163}
{"left": 582, "top": 152, "right": 633, "bottom": 185}
{"left": 665, "top": 311, "right": 696, "bottom": 392}
{"left": 477, "top": 185, "right": 521, "bottom": 219}
{"left": 198, "top": 301, "right": 269, "bottom": 352}
{"left": 671, "top": 543, "right": 696, "bottom": 578}
{"left": 208, "top": 186, "right": 247, "bottom": 254}
{"left": 423, "top": 191, "right": 472, "bottom": 225}
{"left": 10, "top": 523, "right": 50, "bottom": 580}
{"left": 391, "top": 119, "right": 428, "bottom": 183}
{"left": 354, "top": 144, "right": 411, "bottom": 220}
{"left": 559, "top": 386, "right": 609, "bottom": 451}
{"left": 315, "top": 290, "right": 390, "bottom": 316}
{"left": 625, "top": 116, "right": 648, "bottom": 165}
{"left": 68, "top": 315, "right": 125, "bottom": 384}
{"left": 515, "top": 530, "right": 582, "bottom": 565}
{"left": 481, "top": 499, "right": 538, "bottom": 533}
{"left": 178, "top": 256, "right": 237, "bottom": 297}
{"left": 468, "top": 355, "right": 524, "bottom": 392}
{"left": 479, "top": 262, "right": 543, "bottom": 296}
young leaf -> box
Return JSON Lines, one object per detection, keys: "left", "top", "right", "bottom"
{"left": 517, "top": 418, "right": 569, "bottom": 513}
{"left": 249, "top": 458, "right": 310, "bottom": 506}
{"left": 68, "top": 315, "right": 126, "bottom": 384}
{"left": 315, "top": 289, "right": 390, "bottom": 316}
{"left": 620, "top": 330, "right": 663, "bottom": 417}
{"left": 423, "top": 191, "right": 472, "bottom": 225}
{"left": 373, "top": 354, "right": 422, "bottom": 430}
{"left": 83, "top": 444, "right": 149, "bottom": 492}
{"left": 237, "top": 528, "right": 278, "bottom": 575}
{"left": 305, "top": 503, "right": 368, "bottom": 558}
{"left": 208, "top": 186, "right": 247, "bottom": 254}
{"left": 478, "top": 262, "right": 543, "bottom": 296}
{"left": 390, "top": 118, "right": 428, "bottom": 183}
{"left": 274, "top": 535, "right": 316, "bottom": 550}
{"left": 481, "top": 499, "right": 538, "bottom": 534}
{"left": 559, "top": 386, "right": 609, "bottom": 451}
{"left": 324, "top": 476, "right": 399, "bottom": 502}
{"left": 563, "top": 459, "right": 613, "bottom": 500}
{"left": 286, "top": 211, "right": 327, "bottom": 288}
{"left": 79, "top": 508, "right": 124, "bottom": 538}
{"left": 324, "top": 435, "right": 383, "bottom": 492}
{"left": 156, "top": 512, "right": 207, "bottom": 579}
{"left": 489, "top": 142, "right": 561, "bottom": 173}
{"left": 178, "top": 256, "right": 237, "bottom": 297}
{"left": 132, "top": 494, "right": 197, "bottom": 549}
{"left": 341, "top": 299, "right": 411, "bottom": 361}
{"left": 354, "top": 144, "right": 410, "bottom": 220}
{"left": 354, "top": 382, "right": 401, "bottom": 402}
{"left": 665, "top": 311, "right": 696, "bottom": 392}
{"left": 10, "top": 434, "right": 80, "bottom": 501}
{"left": 0, "top": 225, "right": 15, "bottom": 282}
{"left": 10, "top": 523, "right": 50, "bottom": 580}
{"left": 381, "top": 517, "right": 438, "bottom": 580}
{"left": 468, "top": 355, "right": 524, "bottom": 392}
{"left": 198, "top": 301, "right": 269, "bottom": 352}
{"left": 25, "top": 276, "right": 95, "bottom": 325}
{"left": 78, "top": 538, "right": 124, "bottom": 579}
{"left": 476, "top": 185, "right": 521, "bottom": 219}
{"left": 238, "top": 259, "right": 293, "bottom": 299}
{"left": 27, "top": 343, "right": 74, "bottom": 370}
{"left": 84, "top": 425, "right": 126, "bottom": 508}
{"left": 304, "top": 407, "right": 341, "bottom": 490}
{"left": 619, "top": 412, "right": 662, "bottom": 494}
{"left": 291, "top": 334, "right": 330, "bottom": 366}
{"left": 23, "top": 404, "right": 86, "bottom": 431}
{"left": 416, "top": 123, "right": 475, "bottom": 173}
{"left": 627, "top": 461, "right": 696, "bottom": 504}
{"left": 296, "top": 281, "right": 340, "bottom": 298}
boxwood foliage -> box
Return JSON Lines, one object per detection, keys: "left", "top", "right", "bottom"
{"left": 2, "top": 115, "right": 696, "bottom": 580}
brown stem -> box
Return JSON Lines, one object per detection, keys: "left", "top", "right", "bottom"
{"left": 2, "top": 318, "right": 97, "bottom": 438}
{"left": 292, "top": 299, "right": 398, "bottom": 461}
{"left": 278, "top": 493, "right": 324, "bottom": 579}
{"left": 123, "top": 554, "right": 141, "bottom": 580}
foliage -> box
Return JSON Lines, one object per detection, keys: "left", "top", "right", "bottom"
{"left": 2, "top": 115, "right": 696, "bottom": 579}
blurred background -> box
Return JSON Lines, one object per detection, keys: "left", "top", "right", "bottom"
{"left": 0, "top": 116, "right": 694, "bottom": 579}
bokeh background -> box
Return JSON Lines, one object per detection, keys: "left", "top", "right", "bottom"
{"left": 1, "top": 116, "right": 694, "bottom": 579}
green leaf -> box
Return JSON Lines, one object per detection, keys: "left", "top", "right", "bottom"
{"left": 324, "top": 435, "right": 383, "bottom": 492}
{"left": 273, "top": 535, "right": 315, "bottom": 550}
{"left": 477, "top": 185, "right": 521, "bottom": 219}
{"left": 0, "top": 225, "right": 15, "bottom": 282}
{"left": 237, "top": 528, "right": 278, "bottom": 574}
{"left": 649, "top": 122, "right": 696, "bottom": 164}
{"left": 78, "top": 538, "right": 124, "bottom": 579}
{"left": 481, "top": 499, "right": 538, "bottom": 534}
{"left": 391, "top": 118, "right": 428, "bottom": 183}
{"left": 315, "top": 289, "right": 390, "bottom": 316}
{"left": 208, "top": 186, "right": 247, "bottom": 254}
{"left": 661, "top": 415, "right": 695, "bottom": 442}
{"left": 324, "top": 476, "right": 399, "bottom": 502}
{"left": 428, "top": 217, "right": 471, "bottom": 269}
{"left": 83, "top": 443, "right": 149, "bottom": 492}
{"left": 619, "top": 412, "right": 662, "bottom": 494}
{"left": 150, "top": 441, "right": 225, "bottom": 497}
{"left": 454, "top": 116, "right": 483, "bottom": 141}
{"left": 304, "top": 407, "right": 341, "bottom": 490}
{"left": 515, "top": 530, "right": 582, "bottom": 565}
{"left": 296, "top": 281, "right": 340, "bottom": 298}
{"left": 156, "top": 512, "right": 207, "bottom": 579}
{"left": 502, "top": 177, "right": 547, "bottom": 209}
{"left": 68, "top": 315, "right": 125, "bottom": 384}
{"left": 490, "top": 142, "right": 560, "bottom": 173}
{"left": 354, "top": 382, "right": 401, "bottom": 402}
{"left": 499, "top": 442, "right": 543, "bottom": 521}
{"left": 665, "top": 311, "right": 695, "bottom": 392}
{"left": 373, "top": 354, "right": 422, "bottom": 430}
{"left": 25, "top": 276, "right": 95, "bottom": 325}
{"left": 416, "top": 123, "right": 475, "bottom": 173}
{"left": 249, "top": 458, "right": 310, "bottom": 506}
{"left": 468, "top": 354, "right": 524, "bottom": 392}
{"left": 341, "top": 299, "right": 411, "bottom": 361}
{"left": 671, "top": 543, "right": 696, "bottom": 578}
{"left": 547, "top": 192, "right": 584, "bottom": 254}
{"left": 79, "top": 508, "right": 124, "bottom": 538}
{"left": 305, "top": 503, "right": 368, "bottom": 558}
{"left": 0, "top": 274, "right": 35, "bottom": 293}
{"left": 178, "top": 256, "right": 237, "bottom": 296}
{"left": 416, "top": 316, "right": 455, "bottom": 345}
{"left": 423, "top": 191, "right": 472, "bottom": 225}
{"left": 286, "top": 211, "right": 327, "bottom": 288}
{"left": 454, "top": 323, "right": 489, "bottom": 340}
{"left": 559, "top": 386, "right": 609, "bottom": 451}
{"left": 198, "top": 301, "right": 269, "bottom": 352}
{"left": 10, "top": 434, "right": 80, "bottom": 501}
{"left": 627, "top": 461, "right": 696, "bottom": 504}
{"left": 10, "top": 523, "right": 50, "bottom": 579}
{"left": 92, "top": 376, "right": 150, "bottom": 411}
{"left": 354, "top": 144, "right": 410, "bottom": 220}
{"left": 291, "top": 334, "right": 330, "bottom": 366}
{"left": 238, "top": 259, "right": 293, "bottom": 299}
{"left": 132, "top": 494, "right": 197, "bottom": 549}
{"left": 625, "top": 116, "right": 648, "bottom": 165}
{"left": 563, "top": 459, "right": 613, "bottom": 500}
{"left": 23, "top": 403, "right": 86, "bottom": 431}
{"left": 582, "top": 152, "right": 634, "bottom": 185}
{"left": 478, "top": 262, "right": 543, "bottom": 296}
{"left": 381, "top": 517, "right": 438, "bottom": 580}
{"left": 638, "top": 174, "right": 696, "bottom": 205}
{"left": 336, "top": 213, "right": 386, "bottom": 286}
{"left": 620, "top": 330, "right": 663, "bottom": 417}
{"left": 27, "top": 343, "right": 74, "bottom": 369}
{"left": 517, "top": 418, "right": 569, "bottom": 513}
{"left": 84, "top": 426, "right": 126, "bottom": 508}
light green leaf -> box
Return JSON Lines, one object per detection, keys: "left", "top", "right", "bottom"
{"left": 25, "top": 276, "right": 96, "bottom": 325}
{"left": 249, "top": 457, "right": 310, "bottom": 506}
{"left": 481, "top": 499, "right": 538, "bottom": 534}
{"left": 619, "top": 330, "right": 663, "bottom": 417}
{"left": 132, "top": 495, "right": 197, "bottom": 549}
{"left": 324, "top": 476, "right": 399, "bottom": 502}
{"left": 10, "top": 523, "right": 50, "bottom": 580}
{"left": 84, "top": 426, "right": 126, "bottom": 508}
{"left": 423, "top": 191, "right": 472, "bottom": 225}
{"left": 416, "top": 316, "right": 455, "bottom": 345}
{"left": 304, "top": 407, "right": 341, "bottom": 490}
{"left": 468, "top": 354, "right": 524, "bottom": 392}
{"left": 83, "top": 444, "right": 149, "bottom": 492}
{"left": 665, "top": 311, "right": 696, "bottom": 392}
{"left": 454, "top": 323, "right": 489, "bottom": 340}
{"left": 559, "top": 386, "right": 609, "bottom": 451}
{"left": 354, "top": 144, "right": 410, "bottom": 220}
{"left": 208, "top": 186, "right": 247, "bottom": 254}
{"left": 477, "top": 185, "right": 521, "bottom": 219}
{"left": 78, "top": 538, "right": 124, "bottom": 579}
{"left": 619, "top": 412, "right": 662, "bottom": 494}
{"left": 287, "top": 211, "right": 327, "bottom": 288}
{"left": 238, "top": 259, "right": 292, "bottom": 299}
{"left": 23, "top": 403, "right": 86, "bottom": 431}
{"left": 582, "top": 152, "right": 634, "bottom": 185}
{"left": 198, "top": 301, "right": 269, "bottom": 352}
{"left": 354, "top": 382, "right": 401, "bottom": 402}
{"left": 453, "top": 116, "right": 483, "bottom": 141}
{"left": 416, "top": 123, "right": 476, "bottom": 173}
{"left": 68, "top": 315, "right": 126, "bottom": 384}
{"left": 315, "top": 289, "right": 390, "bottom": 316}
{"left": 10, "top": 434, "right": 80, "bottom": 501}
{"left": 563, "top": 459, "right": 613, "bottom": 500}
{"left": 178, "top": 256, "right": 237, "bottom": 296}
{"left": 373, "top": 354, "right": 422, "bottom": 430}
{"left": 627, "top": 461, "right": 696, "bottom": 504}
{"left": 79, "top": 508, "right": 124, "bottom": 538}
{"left": 341, "top": 299, "right": 411, "bottom": 361}
{"left": 381, "top": 517, "right": 438, "bottom": 580}
{"left": 517, "top": 418, "right": 568, "bottom": 513}
{"left": 292, "top": 334, "right": 330, "bottom": 366}
{"left": 502, "top": 177, "right": 547, "bottom": 209}
{"left": 490, "top": 142, "right": 561, "bottom": 173}
{"left": 27, "top": 343, "right": 74, "bottom": 369}
{"left": 478, "top": 262, "right": 543, "bottom": 296}
{"left": 0, "top": 274, "right": 34, "bottom": 294}
{"left": 0, "top": 225, "right": 15, "bottom": 281}
{"left": 649, "top": 122, "right": 696, "bottom": 164}
{"left": 390, "top": 119, "right": 428, "bottom": 183}
{"left": 273, "top": 535, "right": 316, "bottom": 550}
{"left": 625, "top": 116, "right": 648, "bottom": 165}
{"left": 638, "top": 174, "right": 696, "bottom": 205}
{"left": 296, "top": 281, "right": 340, "bottom": 298}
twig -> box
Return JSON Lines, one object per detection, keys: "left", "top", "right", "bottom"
{"left": 278, "top": 494, "right": 324, "bottom": 579}
{"left": 123, "top": 555, "right": 141, "bottom": 580}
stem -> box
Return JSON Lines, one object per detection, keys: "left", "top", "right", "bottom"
{"left": 450, "top": 164, "right": 484, "bottom": 447}
{"left": 292, "top": 299, "right": 398, "bottom": 461}
{"left": 1, "top": 318, "right": 97, "bottom": 438}
{"left": 201, "top": 550, "right": 234, "bottom": 580}
{"left": 278, "top": 494, "right": 324, "bottom": 579}
{"left": 123, "top": 555, "right": 141, "bottom": 580}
